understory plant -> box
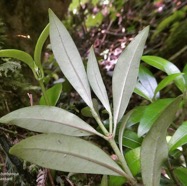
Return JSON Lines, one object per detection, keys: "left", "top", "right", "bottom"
{"left": 0, "top": 9, "right": 187, "bottom": 186}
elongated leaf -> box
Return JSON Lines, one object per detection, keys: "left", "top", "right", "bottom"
{"left": 126, "top": 106, "right": 146, "bottom": 128}
{"left": 125, "top": 147, "right": 141, "bottom": 176}
{"left": 138, "top": 65, "right": 159, "bottom": 99}
{"left": 0, "top": 49, "right": 34, "bottom": 69}
{"left": 0, "top": 106, "right": 102, "bottom": 137}
{"left": 118, "top": 110, "right": 134, "bottom": 154}
{"left": 49, "top": 9, "right": 93, "bottom": 108}
{"left": 87, "top": 47, "right": 111, "bottom": 114}
{"left": 112, "top": 26, "right": 149, "bottom": 132}
{"left": 173, "top": 167, "right": 187, "bottom": 185}
{"left": 168, "top": 121, "right": 187, "bottom": 152}
{"left": 10, "top": 134, "right": 126, "bottom": 176}
{"left": 39, "top": 83, "right": 62, "bottom": 106}
{"left": 141, "top": 56, "right": 185, "bottom": 92}
{"left": 141, "top": 96, "right": 182, "bottom": 186}
{"left": 134, "top": 82, "right": 152, "bottom": 102}
{"left": 154, "top": 73, "right": 183, "bottom": 97}
{"left": 138, "top": 99, "right": 174, "bottom": 137}
{"left": 34, "top": 24, "right": 49, "bottom": 68}
{"left": 122, "top": 130, "right": 142, "bottom": 149}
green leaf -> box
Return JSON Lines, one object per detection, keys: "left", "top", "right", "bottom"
{"left": 141, "top": 96, "right": 182, "bottom": 186}
{"left": 125, "top": 147, "right": 141, "bottom": 176}
{"left": 122, "top": 130, "right": 142, "bottom": 149}
{"left": 126, "top": 106, "right": 147, "bottom": 128}
{"left": 108, "top": 176, "right": 126, "bottom": 186}
{"left": 81, "top": 106, "right": 93, "bottom": 117}
{"left": 0, "top": 49, "right": 34, "bottom": 69}
{"left": 154, "top": 73, "right": 183, "bottom": 97}
{"left": 100, "top": 175, "right": 108, "bottom": 186}
{"left": 34, "top": 24, "right": 49, "bottom": 68}
{"left": 87, "top": 47, "right": 111, "bottom": 114}
{"left": 85, "top": 12, "right": 103, "bottom": 28}
{"left": 112, "top": 26, "right": 149, "bottom": 132}
{"left": 173, "top": 167, "right": 187, "bottom": 186}
{"left": 134, "top": 82, "right": 152, "bottom": 102}
{"left": 168, "top": 121, "right": 187, "bottom": 152}
{"left": 10, "top": 134, "right": 126, "bottom": 176}
{"left": 118, "top": 110, "right": 134, "bottom": 154}
{"left": 138, "top": 99, "right": 174, "bottom": 137}
{"left": 0, "top": 106, "right": 102, "bottom": 137}
{"left": 49, "top": 9, "right": 93, "bottom": 108}
{"left": 39, "top": 83, "right": 62, "bottom": 106}
{"left": 138, "top": 65, "right": 159, "bottom": 99}
{"left": 141, "top": 56, "right": 186, "bottom": 92}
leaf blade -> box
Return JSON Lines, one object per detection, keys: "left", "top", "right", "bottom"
{"left": 10, "top": 134, "right": 126, "bottom": 176}
{"left": 49, "top": 9, "right": 93, "bottom": 108}
{"left": 39, "top": 83, "right": 62, "bottom": 106}
{"left": 112, "top": 26, "right": 149, "bottom": 131}
{"left": 87, "top": 47, "right": 111, "bottom": 114}
{"left": 141, "top": 96, "right": 182, "bottom": 186}
{"left": 168, "top": 121, "right": 187, "bottom": 152}
{"left": 0, "top": 106, "right": 101, "bottom": 137}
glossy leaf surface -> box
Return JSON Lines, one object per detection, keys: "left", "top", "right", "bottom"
{"left": 134, "top": 82, "right": 152, "bottom": 101}
{"left": 112, "top": 26, "right": 149, "bottom": 131}
{"left": 154, "top": 73, "right": 183, "bottom": 97}
{"left": 49, "top": 9, "right": 93, "bottom": 108}
{"left": 142, "top": 56, "right": 185, "bottom": 92}
{"left": 39, "top": 83, "right": 62, "bottom": 106}
{"left": 168, "top": 121, "right": 187, "bottom": 152}
{"left": 141, "top": 96, "right": 182, "bottom": 186}
{"left": 138, "top": 65, "right": 158, "bottom": 99}
{"left": 10, "top": 134, "right": 126, "bottom": 176}
{"left": 0, "top": 106, "right": 101, "bottom": 137}
{"left": 125, "top": 147, "right": 141, "bottom": 176}
{"left": 138, "top": 99, "right": 174, "bottom": 137}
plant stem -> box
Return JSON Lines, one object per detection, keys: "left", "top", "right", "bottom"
{"left": 91, "top": 109, "right": 109, "bottom": 136}
{"left": 39, "top": 80, "right": 50, "bottom": 106}
{"left": 109, "top": 138, "right": 137, "bottom": 185}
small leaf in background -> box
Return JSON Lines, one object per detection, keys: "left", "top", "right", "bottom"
{"left": 138, "top": 99, "right": 174, "bottom": 137}
{"left": 138, "top": 64, "right": 159, "bottom": 100}
{"left": 126, "top": 106, "right": 147, "bottom": 128}
{"left": 39, "top": 83, "right": 62, "bottom": 106}
{"left": 10, "top": 134, "right": 126, "bottom": 176}
{"left": 154, "top": 73, "right": 183, "bottom": 97}
{"left": 125, "top": 147, "right": 141, "bottom": 176}
{"left": 173, "top": 167, "right": 187, "bottom": 186}
{"left": 0, "top": 106, "right": 102, "bottom": 137}
{"left": 87, "top": 47, "right": 111, "bottom": 114}
{"left": 168, "top": 121, "right": 187, "bottom": 152}
{"left": 81, "top": 106, "right": 93, "bottom": 117}
{"left": 122, "top": 130, "right": 142, "bottom": 149}
{"left": 49, "top": 9, "right": 93, "bottom": 108}
{"left": 85, "top": 12, "right": 103, "bottom": 28}
{"left": 134, "top": 82, "right": 152, "bottom": 102}
{"left": 141, "top": 56, "right": 186, "bottom": 92}
{"left": 141, "top": 96, "right": 182, "bottom": 186}
{"left": 108, "top": 175, "right": 126, "bottom": 186}
{"left": 100, "top": 175, "right": 108, "bottom": 186}
{"left": 112, "top": 26, "right": 149, "bottom": 132}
